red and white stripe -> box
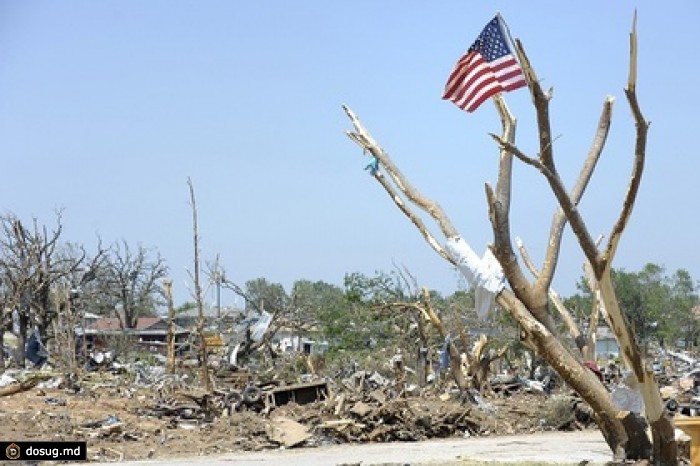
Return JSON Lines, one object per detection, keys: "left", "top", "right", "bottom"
{"left": 443, "top": 52, "right": 526, "bottom": 112}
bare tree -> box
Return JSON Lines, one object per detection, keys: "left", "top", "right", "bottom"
{"left": 0, "top": 212, "right": 88, "bottom": 367}
{"left": 343, "top": 18, "right": 673, "bottom": 463}
{"left": 187, "top": 178, "right": 211, "bottom": 391}
{"left": 492, "top": 18, "right": 675, "bottom": 462}
{"left": 163, "top": 279, "right": 176, "bottom": 374}
{"left": 50, "top": 242, "right": 106, "bottom": 369}
{"left": 89, "top": 240, "right": 168, "bottom": 329}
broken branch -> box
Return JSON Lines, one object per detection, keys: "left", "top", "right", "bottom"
{"left": 343, "top": 105, "right": 458, "bottom": 239}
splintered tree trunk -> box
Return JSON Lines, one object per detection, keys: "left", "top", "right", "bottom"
{"left": 454, "top": 315, "right": 488, "bottom": 392}
{"left": 164, "top": 279, "right": 176, "bottom": 374}
{"left": 53, "top": 294, "right": 77, "bottom": 373}
{"left": 421, "top": 289, "right": 469, "bottom": 392}
{"left": 467, "top": 334, "right": 488, "bottom": 391}
{"left": 415, "top": 312, "right": 429, "bottom": 387}
{"left": 498, "top": 291, "right": 650, "bottom": 460}
{"left": 188, "top": 178, "right": 211, "bottom": 391}
{"left": 599, "top": 271, "right": 677, "bottom": 463}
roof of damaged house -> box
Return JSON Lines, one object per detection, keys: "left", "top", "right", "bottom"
{"left": 80, "top": 317, "right": 188, "bottom": 335}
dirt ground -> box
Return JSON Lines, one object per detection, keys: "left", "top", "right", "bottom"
{"left": 0, "top": 368, "right": 597, "bottom": 463}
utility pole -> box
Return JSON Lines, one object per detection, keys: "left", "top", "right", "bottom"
{"left": 216, "top": 271, "right": 221, "bottom": 320}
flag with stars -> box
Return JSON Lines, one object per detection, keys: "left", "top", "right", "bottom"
{"left": 443, "top": 15, "right": 526, "bottom": 113}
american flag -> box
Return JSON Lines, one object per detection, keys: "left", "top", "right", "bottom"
{"left": 443, "top": 15, "right": 526, "bottom": 113}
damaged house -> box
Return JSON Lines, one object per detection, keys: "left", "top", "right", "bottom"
{"left": 77, "top": 316, "right": 190, "bottom": 356}
{"left": 273, "top": 326, "right": 327, "bottom": 355}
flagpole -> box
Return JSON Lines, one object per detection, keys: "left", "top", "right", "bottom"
{"left": 497, "top": 13, "right": 532, "bottom": 88}
{"left": 496, "top": 12, "right": 518, "bottom": 63}
{"left": 492, "top": 14, "right": 514, "bottom": 118}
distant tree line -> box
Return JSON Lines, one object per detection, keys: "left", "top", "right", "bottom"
{"left": 222, "top": 267, "right": 698, "bottom": 378}
{"left": 565, "top": 263, "right": 699, "bottom": 351}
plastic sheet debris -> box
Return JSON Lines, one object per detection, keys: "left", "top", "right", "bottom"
{"left": 85, "top": 351, "right": 114, "bottom": 372}
{"left": 523, "top": 378, "right": 547, "bottom": 393}
{"left": 469, "top": 389, "right": 497, "bottom": 414}
{"left": 250, "top": 311, "right": 272, "bottom": 342}
{"left": 229, "top": 343, "right": 241, "bottom": 367}
{"left": 669, "top": 351, "right": 697, "bottom": 366}
{"left": 81, "top": 414, "right": 123, "bottom": 429}
{"left": 611, "top": 372, "right": 644, "bottom": 414}
{"left": 26, "top": 329, "right": 48, "bottom": 368}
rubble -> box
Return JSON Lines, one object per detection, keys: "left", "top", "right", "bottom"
{"left": 0, "top": 355, "right": 600, "bottom": 461}
{"left": 9, "top": 342, "right": 700, "bottom": 462}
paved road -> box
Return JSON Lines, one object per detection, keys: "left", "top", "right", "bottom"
{"left": 95, "top": 430, "right": 612, "bottom": 465}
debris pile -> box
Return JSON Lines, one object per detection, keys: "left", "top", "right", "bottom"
{"left": 0, "top": 350, "right": 599, "bottom": 462}
{"left": 659, "top": 353, "right": 700, "bottom": 417}
{"left": 11, "top": 344, "right": 700, "bottom": 462}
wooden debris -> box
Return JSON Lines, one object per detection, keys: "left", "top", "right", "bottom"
{"left": 319, "top": 419, "right": 366, "bottom": 430}
{"left": 349, "top": 401, "right": 373, "bottom": 417}
{"left": 267, "top": 416, "right": 311, "bottom": 447}
{"left": 0, "top": 378, "right": 39, "bottom": 397}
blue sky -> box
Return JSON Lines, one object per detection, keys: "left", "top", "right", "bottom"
{"left": 1, "top": 1, "right": 698, "bottom": 307}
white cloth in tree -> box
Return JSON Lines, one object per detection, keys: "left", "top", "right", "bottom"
{"left": 446, "top": 236, "right": 505, "bottom": 319}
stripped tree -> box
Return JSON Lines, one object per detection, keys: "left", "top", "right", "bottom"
{"left": 187, "top": 177, "right": 211, "bottom": 391}
{"left": 92, "top": 240, "right": 168, "bottom": 329}
{"left": 0, "top": 213, "right": 91, "bottom": 367}
{"left": 492, "top": 16, "right": 675, "bottom": 462}
{"left": 343, "top": 16, "right": 675, "bottom": 464}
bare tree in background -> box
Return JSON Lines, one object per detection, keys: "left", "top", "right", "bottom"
{"left": 50, "top": 242, "right": 106, "bottom": 369}
{"left": 89, "top": 240, "right": 168, "bottom": 329}
{"left": 187, "top": 178, "right": 211, "bottom": 391}
{"left": 0, "top": 213, "right": 89, "bottom": 367}
{"left": 343, "top": 18, "right": 675, "bottom": 463}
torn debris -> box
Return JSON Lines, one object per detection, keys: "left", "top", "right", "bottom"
{"left": 2, "top": 329, "right": 697, "bottom": 463}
